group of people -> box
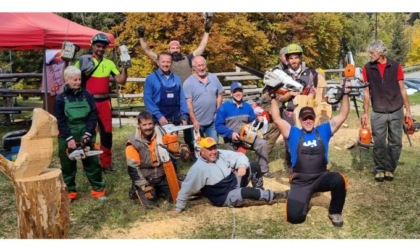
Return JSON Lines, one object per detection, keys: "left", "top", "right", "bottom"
{"left": 51, "top": 18, "right": 412, "bottom": 228}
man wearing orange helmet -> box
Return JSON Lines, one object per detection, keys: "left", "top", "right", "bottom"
{"left": 361, "top": 39, "right": 412, "bottom": 182}
{"left": 270, "top": 83, "right": 351, "bottom": 227}
{"left": 75, "top": 33, "right": 128, "bottom": 173}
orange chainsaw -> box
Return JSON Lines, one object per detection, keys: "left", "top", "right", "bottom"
{"left": 403, "top": 117, "right": 420, "bottom": 147}
{"left": 156, "top": 124, "right": 193, "bottom": 203}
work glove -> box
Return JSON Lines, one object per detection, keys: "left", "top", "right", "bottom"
{"left": 267, "top": 86, "right": 277, "bottom": 99}
{"left": 137, "top": 26, "right": 145, "bottom": 38}
{"left": 179, "top": 144, "right": 190, "bottom": 161}
{"left": 81, "top": 134, "right": 91, "bottom": 147}
{"left": 205, "top": 20, "right": 212, "bottom": 33}
{"left": 140, "top": 185, "right": 154, "bottom": 199}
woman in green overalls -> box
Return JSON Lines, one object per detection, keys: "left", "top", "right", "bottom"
{"left": 54, "top": 66, "right": 106, "bottom": 202}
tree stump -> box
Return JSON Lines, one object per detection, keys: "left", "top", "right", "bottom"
{"left": 0, "top": 108, "right": 70, "bottom": 238}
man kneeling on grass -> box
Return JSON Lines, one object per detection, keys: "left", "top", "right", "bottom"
{"left": 169, "top": 137, "right": 288, "bottom": 214}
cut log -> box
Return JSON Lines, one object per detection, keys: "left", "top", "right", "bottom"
{"left": 0, "top": 108, "right": 70, "bottom": 239}
{"left": 14, "top": 168, "right": 70, "bottom": 238}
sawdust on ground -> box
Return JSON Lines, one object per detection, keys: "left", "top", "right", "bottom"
{"left": 99, "top": 106, "right": 420, "bottom": 239}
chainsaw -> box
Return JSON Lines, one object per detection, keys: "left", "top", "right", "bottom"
{"left": 119, "top": 45, "right": 132, "bottom": 68}
{"left": 156, "top": 123, "right": 194, "bottom": 203}
{"left": 324, "top": 51, "right": 369, "bottom": 118}
{"left": 238, "top": 119, "right": 262, "bottom": 149}
{"left": 403, "top": 117, "right": 420, "bottom": 147}
{"left": 67, "top": 146, "right": 103, "bottom": 161}
{"left": 235, "top": 62, "right": 304, "bottom": 95}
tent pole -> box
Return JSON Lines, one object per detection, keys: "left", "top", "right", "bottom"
{"left": 42, "top": 47, "right": 48, "bottom": 113}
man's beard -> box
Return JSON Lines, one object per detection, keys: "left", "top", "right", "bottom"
{"left": 172, "top": 52, "right": 184, "bottom": 61}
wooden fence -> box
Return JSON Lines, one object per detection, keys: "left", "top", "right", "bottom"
{"left": 2, "top": 64, "right": 420, "bottom": 121}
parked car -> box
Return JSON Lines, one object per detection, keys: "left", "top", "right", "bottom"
{"left": 404, "top": 78, "right": 420, "bottom": 91}
{"left": 405, "top": 86, "right": 418, "bottom": 95}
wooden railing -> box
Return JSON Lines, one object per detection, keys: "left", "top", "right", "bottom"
{"left": 2, "top": 65, "right": 420, "bottom": 120}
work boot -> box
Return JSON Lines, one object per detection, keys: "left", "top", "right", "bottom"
{"left": 103, "top": 166, "right": 116, "bottom": 174}
{"left": 177, "top": 173, "right": 186, "bottom": 181}
{"left": 328, "top": 214, "right": 344, "bottom": 227}
{"left": 251, "top": 175, "right": 264, "bottom": 189}
{"left": 128, "top": 186, "right": 137, "bottom": 200}
{"left": 97, "top": 196, "right": 108, "bottom": 202}
{"left": 68, "top": 192, "right": 78, "bottom": 203}
{"left": 263, "top": 171, "right": 274, "bottom": 178}
{"left": 384, "top": 171, "right": 394, "bottom": 181}
{"left": 273, "top": 190, "right": 289, "bottom": 201}
{"left": 375, "top": 172, "right": 385, "bottom": 182}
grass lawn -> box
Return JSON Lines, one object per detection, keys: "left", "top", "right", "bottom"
{"left": 1, "top": 94, "right": 420, "bottom": 240}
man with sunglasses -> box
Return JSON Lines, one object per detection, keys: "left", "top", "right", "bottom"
{"left": 270, "top": 83, "right": 351, "bottom": 228}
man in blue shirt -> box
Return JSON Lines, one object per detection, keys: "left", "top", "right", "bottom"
{"left": 216, "top": 82, "right": 273, "bottom": 178}
{"left": 144, "top": 52, "right": 189, "bottom": 126}
{"left": 270, "top": 84, "right": 351, "bottom": 227}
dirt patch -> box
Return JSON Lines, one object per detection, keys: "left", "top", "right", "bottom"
{"left": 98, "top": 108, "right": 420, "bottom": 239}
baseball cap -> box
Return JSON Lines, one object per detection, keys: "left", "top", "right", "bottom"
{"left": 299, "top": 106, "right": 315, "bottom": 120}
{"left": 199, "top": 137, "right": 217, "bottom": 149}
{"left": 254, "top": 106, "right": 264, "bottom": 116}
{"left": 168, "top": 40, "right": 181, "bottom": 48}
{"left": 230, "top": 82, "right": 243, "bottom": 92}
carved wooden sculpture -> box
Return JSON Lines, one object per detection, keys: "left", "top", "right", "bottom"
{"left": 293, "top": 71, "right": 332, "bottom": 127}
{"left": 0, "top": 108, "right": 69, "bottom": 238}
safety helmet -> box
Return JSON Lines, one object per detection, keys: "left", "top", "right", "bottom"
{"left": 285, "top": 43, "right": 303, "bottom": 56}
{"left": 91, "top": 33, "right": 111, "bottom": 45}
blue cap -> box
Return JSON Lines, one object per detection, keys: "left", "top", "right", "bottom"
{"left": 230, "top": 82, "right": 243, "bottom": 92}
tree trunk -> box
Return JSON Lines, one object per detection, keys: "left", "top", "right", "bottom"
{"left": 14, "top": 168, "right": 70, "bottom": 238}
{"left": 0, "top": 108, "right": 70, "bottom": 239}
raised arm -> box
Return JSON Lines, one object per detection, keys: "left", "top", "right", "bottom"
{"left": 329, "top": 85, "right": 350, "bottom": 134}
{"left": 192, "top": 21, "right": 212, "bottom": 56}
{"left": 270, "top": 96, "right": 291, "bottom": 139}
{"left": 138, "top": 26, "right": 158, "bottom": 63}
{"left": 114, "top": 67, "right": 127, "bottom": 85}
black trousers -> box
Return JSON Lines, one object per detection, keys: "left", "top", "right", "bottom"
{"left": 286, "top": 171, "right": 347, "bottom": 224}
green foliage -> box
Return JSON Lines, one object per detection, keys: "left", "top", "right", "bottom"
{"left": 59, "top": 13, "right": 125, "bottom": 33}
{"left": 389, "top": 13, "right": 410, "bottom": 64}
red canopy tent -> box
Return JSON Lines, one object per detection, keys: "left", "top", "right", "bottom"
{"left": 0, "top": 12, "right": 115, "bottom": 50}
{"left": 0, "top": 12, "right": 116, "bottom": 112}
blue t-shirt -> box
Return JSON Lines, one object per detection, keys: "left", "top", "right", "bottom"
{"left": 288, "top": 122, "right": 332, "bottom": 167}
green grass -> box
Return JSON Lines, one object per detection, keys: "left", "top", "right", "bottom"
{"left": 408, "top": 92, "right": 420, "bottom": 105}
{"left": 1, "top": 97, "right": 420, "bottom": 239}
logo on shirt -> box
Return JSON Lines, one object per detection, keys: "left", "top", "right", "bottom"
{"left": 303, "top": 140, "right": 317, "bottom": 147}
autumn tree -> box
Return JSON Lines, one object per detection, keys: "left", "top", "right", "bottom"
{"left": 405, "top": 20, "right": 420, "bottom": 66}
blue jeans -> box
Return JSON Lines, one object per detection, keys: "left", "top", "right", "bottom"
{"left": 200, "top": 121, "right": 219, "bottom": 144}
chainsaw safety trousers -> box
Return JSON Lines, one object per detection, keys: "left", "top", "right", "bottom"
{"left": 57, "top": 94, "right": 105, "bottom": 194}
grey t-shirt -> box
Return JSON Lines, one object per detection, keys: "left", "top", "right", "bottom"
{"left": 183, "top": 73, "right": 224, "bottom": 126}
